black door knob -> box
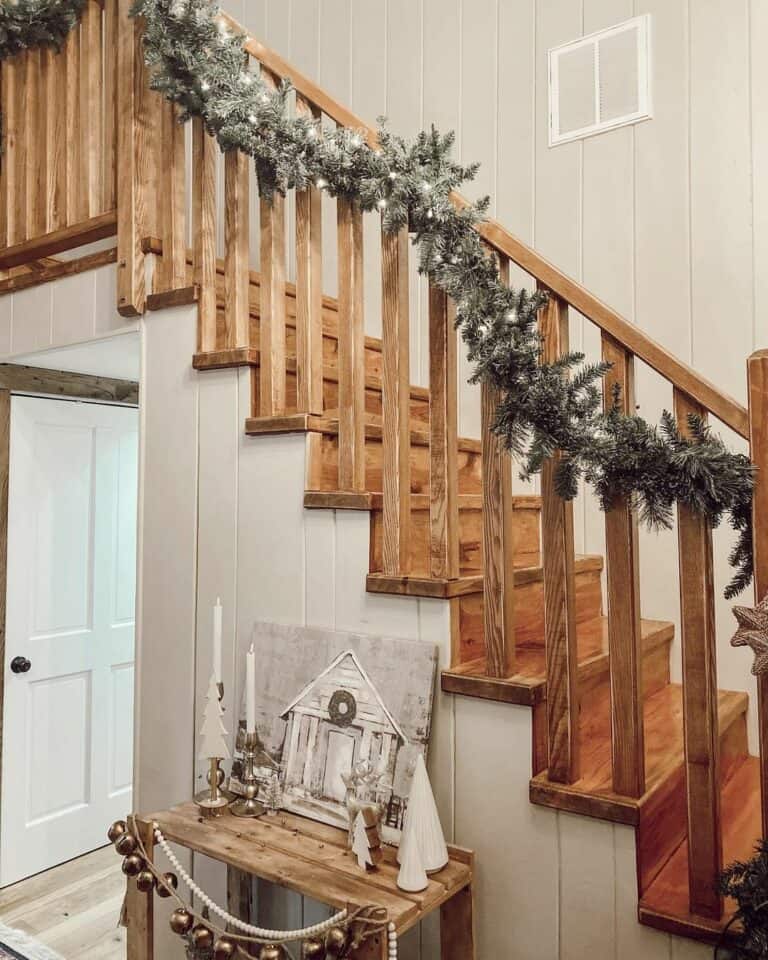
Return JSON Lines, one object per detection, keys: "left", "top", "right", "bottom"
{"left": 10, "top": 656, "right": 31, "bottom": 674}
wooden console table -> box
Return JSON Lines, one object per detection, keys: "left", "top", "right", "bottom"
{"left": 126, "top": 802, "right": 475, "bottom": 959}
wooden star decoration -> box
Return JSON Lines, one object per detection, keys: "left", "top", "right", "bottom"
{"left": 731, "top": 594, "right": 768, "bottom": 676}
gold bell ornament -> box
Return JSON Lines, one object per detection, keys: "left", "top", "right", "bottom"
{"left": 135, "top": 870, "right": 156, "bottom": 893}
{"left": 302, "top": 938, "right": 325, "bottom": 959}
{"left": 115, "top": 833, "right": 138, "bottom": 857}
{"left": 121, "top": 855, "right": 143, "bottom": 878}
{"left": 157, "top": 872, "right": 178, "bottom": 898}
{"left": 213, "top": 938, "right": 238, "bottom": 960}
{"left": 192, "top": 925, "right": 214, "bottom": 950}
{"left": 324, "top": 927, "right": 347, "bottom": 957}
{"left": 108, "top": 820, "right": 127, "bottom": 844}
{"left": 169, "top": 908, "right": 195, "bottom": 936}
{"left": 259, "top": 945, "right": 284, "bottom": 960}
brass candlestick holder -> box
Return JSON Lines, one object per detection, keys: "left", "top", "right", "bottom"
{"left": 196, "top": 757, "right": 229, "bottom": 818}
{"left": 229, "top": 729, "right": 266, "bottom": 819}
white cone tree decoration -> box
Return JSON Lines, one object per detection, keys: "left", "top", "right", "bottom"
{"left": 352, "top": 812, "right": 374, "bottom": 870}
{"left": 199, "top": 673, "right": 230, "bottom": 761}
{"left": 396, "top": 810, "right": 428, "bottom": 892}
{"left": 397, "top": 753, "right": 448, "bottom": 873}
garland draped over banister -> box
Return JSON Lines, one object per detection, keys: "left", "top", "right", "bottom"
{"left": 1, "top": 0, "right": 755, "bottom": 597}
{"left": 0, "top": 0, "right": 85, "bottom": 59}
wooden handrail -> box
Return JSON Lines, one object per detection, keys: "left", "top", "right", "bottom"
{"left": 223, "top": 12, "right": 749, "bottom": 439}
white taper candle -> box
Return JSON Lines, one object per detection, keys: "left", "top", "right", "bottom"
{"left": 246, "top": 642, "right": 256, "bottom": 733}
{"left": 213, "top": 597, "right": 223, "bottom": 684}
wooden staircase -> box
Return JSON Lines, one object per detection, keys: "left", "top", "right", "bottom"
{"left": 1, "top": 2, "right": 767, "bottom": 949}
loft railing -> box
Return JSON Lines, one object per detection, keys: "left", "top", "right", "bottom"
{"left": 0, "top": 0, "right": 119, "bottom": 271}
{"left": 0, "top": 1, "right": 764, "bottom": 932}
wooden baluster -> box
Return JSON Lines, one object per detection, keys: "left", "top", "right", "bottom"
{"left": 157, "top": 99, "right": 187, "bottom": 291}
{"left": 481, "top": 257, "right": 516, "bottom": 677}
{"left": 116, "top": 0, "right": 146, "bottom": 316}
{"left": 381, "top": 225, "right": 411, "bottom": 576}
{"left": 337, "top": 197, "right": 365, "bottom": 492}
{"left": 429, "top": 283, "right": 459, "bottom": 580}
{"left": 0, "top": 69, "right": 5, "bottom": 253}
{"left": 193, "top": 118, "right": 217, "bottom": 354}
{"left": 223, "top": 150, "right": 250, "bottom": 352}
{"left": 9, "top": 53, "right": 29, "bottom": 243}
{"left": 674, "top": 388, "right": 722, "bottom": 920}
{"left": 259, "top": 68, "right": 287, "bottom": 418}
{"left": 538, "top": 286, "right": 580, "bottom": 784}
{"left": 103, "top": 0, "right": 119, "bottom": 212}
{"left": 295, "top": 95, "right": 323, "bottom": 417}
{"left": 602, "top": 334, "right": 645, "bottom": 798}
{"left": 45, "top": 45, "right": 67, "bottom": 232}
{"left": 26, "top": 49, "right": 46, "bottom": 238}
{"left": 748, "top": 349, "right": 768, "bottom": 839}
{"left": 80, "top": 0, "right": 103, "bottom": 217}
{"left": 66, "top": 17, "right": 83, "bottom": 225}
{"left": 2, "top": 56, "right": 24, "bottom": 246}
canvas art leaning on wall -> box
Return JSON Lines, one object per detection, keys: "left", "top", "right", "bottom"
{"left": 229, "top": 622, "right": 439, "bottom": 845}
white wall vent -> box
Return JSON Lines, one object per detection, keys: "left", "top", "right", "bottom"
{"left": 548, "top": 15, "right": 652, "bottom": 146}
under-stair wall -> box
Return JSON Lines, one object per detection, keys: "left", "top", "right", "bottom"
{"left": 135, "top": 300, "right": 711, "bottom": 960}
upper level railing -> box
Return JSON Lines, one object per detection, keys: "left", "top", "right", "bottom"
{"left": 0, "top": 2, "right": 764, "bottom": 931}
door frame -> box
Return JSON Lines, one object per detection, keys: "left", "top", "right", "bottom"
{"left": 0, "top": 363, "right": 139, "bottom": 870}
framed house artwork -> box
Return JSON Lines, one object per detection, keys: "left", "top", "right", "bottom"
{"left": 232, "top": 622, "right": 439, "bottom": 845}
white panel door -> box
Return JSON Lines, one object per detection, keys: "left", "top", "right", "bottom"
{"left": 1, "top": 396, "right": 138, "bottom": 886}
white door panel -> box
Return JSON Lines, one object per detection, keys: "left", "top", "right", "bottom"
{"left": 1, "top": 397, "right": 138, "bottom": 886}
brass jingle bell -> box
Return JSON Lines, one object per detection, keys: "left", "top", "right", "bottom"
{"left": 169, "top": 908, "right": 195, "bottom": 936}
{"left": 135, "top": 870, "right": 156, "bottom": 893}
{"left": 121, "top": 854, "right": 144, "bottom": 878}
{"left": 324, "top": 927, "right": 347, "bottom": 956}
{"left": 115, "top": 833, "right": 138, "bottom": 856}
{"left": 213, "top": 937, "right": 238, "bottom": 960}
{"left": 108, "top": 820, "right": 127, "bottom": 844}
{"left": 302, "top": 938, "right": 325, "bottom": 959}
{"left": 259, "top": 946, "right": 284, "bottom": 960}
{"left": 192, "top": 925, "right": 214, "bottom": 950}
{"left": 157, "top": 872, "right": 178, "bottom": 898}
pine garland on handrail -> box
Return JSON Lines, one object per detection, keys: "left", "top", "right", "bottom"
{"left": 0, "top": 0, "right": 85, "bottom": 59}
{"left": 134, "top": 0, "right": 755, "bottom": 598}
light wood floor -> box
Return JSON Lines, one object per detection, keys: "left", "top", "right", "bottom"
{"left": 0, "top": 846, "right": 126, "bottom": 960}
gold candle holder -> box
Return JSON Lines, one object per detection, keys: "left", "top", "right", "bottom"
{"left": 196, "top": 757, "right": 229, "bottom": 818}
{"left": 229, "top": 729, "right": 266, "bottom": 819}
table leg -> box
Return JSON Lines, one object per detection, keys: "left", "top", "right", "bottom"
{"left": 227, "top": 866, "right": 257, "bottom": 957}
{"left": 351, "top": 929, "right": 387, "bottom": 959}
{"left": 127, "top": 818, "right": 154, "bottom": 960}
{"left": 440, "top": 884, "right": 475, "bottom": 960}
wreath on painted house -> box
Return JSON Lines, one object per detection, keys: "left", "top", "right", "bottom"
{"left": 0, "top": 0, "right": 85, "bottom": 59}
{"left": 0, "top": 0, "right": 757, "bottom": 601}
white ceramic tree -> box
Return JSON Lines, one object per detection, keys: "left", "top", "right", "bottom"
{"left": 199, "top": 672, "right": 230, "bottom": 761}
{"left": 397, "top": 753, "right": 448, "bottom": 872}
{"left": 352, "top": 811, "right": 374, "bottom": 870}
{"left": 396, "top": 810, "right": 428, "bottom": 892}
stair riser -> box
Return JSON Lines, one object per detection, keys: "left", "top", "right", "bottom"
{"left": 455, "top": 570, "right": 604, "bottom": 662}
{"left": 311, "top": 433, "right": 482, "bottom": 496}
{"left": 369, "top": 505, "right": 541, "bottom": 576}
{"left": 637, "top": 712, "right": 749, "bottom": 895}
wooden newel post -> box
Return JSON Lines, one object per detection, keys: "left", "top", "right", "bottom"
{"left": 748, "top": 349, "right": 768, "bottom": 839}
{"left": 537, "top": 285, "right": 579, "bottom": 784}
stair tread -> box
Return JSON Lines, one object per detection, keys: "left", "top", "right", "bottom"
{"left": 441, "top": 616, "right": 672, "bottom": 705}
{"left": 531, "top": 682, "right": 748, "bottom": 818}
{"left": 639, "top": 755, "right": 760, "bottom": 941}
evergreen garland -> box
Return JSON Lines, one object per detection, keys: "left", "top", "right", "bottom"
{"left": 133, "top": 0, "right": 755, "bottom": 599}
{"left": 0, "top": 0, "right": 85, "bottom": 59}
{"left": 718, "top": 842, "right": 768, "bottom": 958}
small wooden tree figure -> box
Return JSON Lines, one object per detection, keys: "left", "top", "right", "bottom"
{"left": 265, "top": 771, "right": 282, "bottom": 816}
{"left": 352, "top": 808, "right": 382, "bottom": 871}
{"left": 197, "top": 673, "right": 230, "bottom": 816}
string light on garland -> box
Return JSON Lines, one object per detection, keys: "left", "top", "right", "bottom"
{"left": 131, "top": 0, "right": 756, "bottom": 599}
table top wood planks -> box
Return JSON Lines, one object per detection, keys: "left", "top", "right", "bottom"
{"left": 126, "top": 802, "right": 475, "bottom": 959}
